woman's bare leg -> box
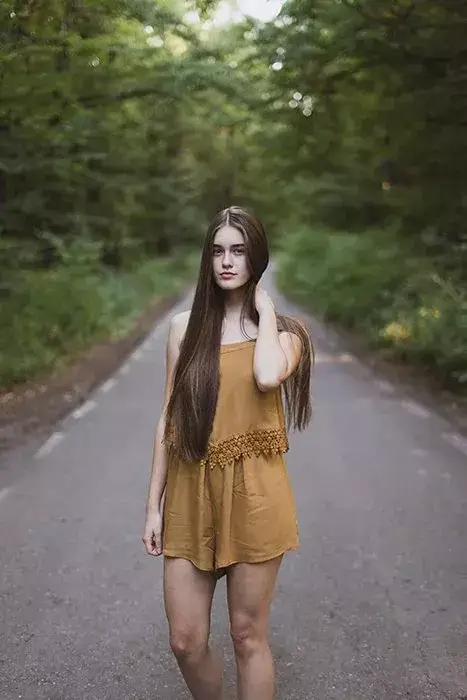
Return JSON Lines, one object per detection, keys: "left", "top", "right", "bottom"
{"left": 164, "top": 557, "right": 222, "bottom": 700}
{"left": 227, "top": 556, "right": 283, "bottom": 700}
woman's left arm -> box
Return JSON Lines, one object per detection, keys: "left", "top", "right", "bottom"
{"left": 253, "top": 287, "right": 302, "bottom": 392}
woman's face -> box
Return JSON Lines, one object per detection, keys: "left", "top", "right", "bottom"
{"left": 212, "top": 225, "right": 251, "bottom": 291}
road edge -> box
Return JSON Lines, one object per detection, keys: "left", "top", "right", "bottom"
{"left": 0, "top": 289, "right": 188, "bottom": 453}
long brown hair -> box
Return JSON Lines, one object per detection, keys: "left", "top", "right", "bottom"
{"left": 164, "top": 206, "right": 314, "bottom": 462}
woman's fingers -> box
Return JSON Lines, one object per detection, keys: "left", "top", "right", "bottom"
{"left": 153, "top": 529, "right": 162, "bottom": 556}
{"left": 142, "top": 512, "right": 163, "bottom": 556}
{"left": 142, "top": 527, "right": 163, "bottom": 556}
{"left": 142, "top": 532, "right": 154, "bottom": 555}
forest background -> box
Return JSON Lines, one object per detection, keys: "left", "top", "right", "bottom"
{"left": 1, "top": 0, "right": 466, "bottom": 398}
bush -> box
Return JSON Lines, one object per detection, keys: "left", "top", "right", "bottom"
{"left": 0, "top": 240, "right": 198, "bottom": 388}
{"left": 277, "top": 226, "right": 467, "bottom": 390}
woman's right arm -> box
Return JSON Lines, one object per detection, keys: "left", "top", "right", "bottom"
{"left": 142, "top": 314, "right": 182, "bottom": 556}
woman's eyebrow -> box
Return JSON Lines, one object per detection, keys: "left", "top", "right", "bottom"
{"left": 213, "top": 243, "right": 245, "bottom": 249}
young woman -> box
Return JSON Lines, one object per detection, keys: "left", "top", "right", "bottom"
{"left": 142, "top": 206, "right": 313, "bottom": 700}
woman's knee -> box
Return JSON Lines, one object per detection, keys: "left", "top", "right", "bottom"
{"left": 164, "top": 557, "right": 216, "bottom": 662}
{"left": 169, "top": 626, "right": 208, "bottom": 661}
{"left": 230, "top": 612, "right": 267, "bottom": 657}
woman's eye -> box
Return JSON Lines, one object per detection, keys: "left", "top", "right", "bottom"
{"left": 234, "top": 248, "right": 245, "bottom": 255}
{"left": 213, "top": 249, "right": 222, "bottom": 256}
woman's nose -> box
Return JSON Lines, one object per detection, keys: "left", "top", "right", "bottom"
{"left": 222, "top": 252, "right": 233, "bottom": 268}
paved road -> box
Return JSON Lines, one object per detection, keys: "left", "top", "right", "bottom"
{"left": 1, "top": 272, "right": 467, "bottom": 700}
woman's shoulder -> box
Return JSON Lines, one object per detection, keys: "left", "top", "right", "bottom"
{"left": 169, "top": 310, "right": 190, "bottom": 347}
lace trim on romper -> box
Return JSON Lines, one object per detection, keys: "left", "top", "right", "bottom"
{"left": 165, "top": 426, "right": 289, "bottom": 470}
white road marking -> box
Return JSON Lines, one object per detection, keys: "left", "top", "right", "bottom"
{"left": 374, "top": 379, "right": 396, "bottom": 394}
{"left": 101, "top": 378, "right": 117, "bottom": 393}
{"left": 339, "top": 352, "right": 356, "bottom": 363}
{"left": 442, "top": 432, "right": 467, "bottom": 457}
{"left": 411, "top": 448, "right": 428, "bottom": 457}
{"left": 314, "top": 351, "right": 368, "bottom": 366}
{"left": 0, "top": 487, "right": 11, "bottom": 503}
{"left": 315, "top": 352, "right": 337, "bottom": 364}
{"left": 72, "top": 400, "right": 97, "bottom": 420}
{"left": 119, "top": 364, "right": 130, "bottom": 375}
{"left": 400, "top": 400, "right": 431, "bottom": 419}
{"left": 35, "top": 432, "right": 64, "bottom": 458}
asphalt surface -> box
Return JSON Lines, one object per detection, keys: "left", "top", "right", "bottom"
{"left": 1, "top": 272, "right": 467, "bottom": 700}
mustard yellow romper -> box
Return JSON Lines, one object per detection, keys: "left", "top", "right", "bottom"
{"left": 162, "top": 339, "right": 300, "bottom": 575}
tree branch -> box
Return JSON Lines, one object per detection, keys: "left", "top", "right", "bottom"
{"left": 339, "top": 0, "right": 415, "bottom": 26}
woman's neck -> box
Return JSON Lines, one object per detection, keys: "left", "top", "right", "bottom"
{"left": 223, "top": 288, "right": 246, "bottom": 317}
{"left": 221, "top": 288, "right": 259, "bottom": 340}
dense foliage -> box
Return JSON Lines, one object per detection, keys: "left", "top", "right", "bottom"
{"left": 254, "top": 0, "right": 467, "bottom": 390}
{"left": 0, "top": 0, "right": 247, "bottom": 267}
{"left": 0, "top": 0, "right": 249, "bottom": 387}
{"left": 277, "top": 227, "right": 467, "bottom": 389}
{"left": 1, "top": 0, "right": 466, "bottom": 391}
{"left": 257, "top": 0, "right": 467, "bottom": 256}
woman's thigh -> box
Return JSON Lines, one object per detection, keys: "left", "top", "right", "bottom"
{"left": 227, "top": 556, "right": 283, "bottom": 642}
{"left": 164, "top": 557, "right": 217, "bottom": 649}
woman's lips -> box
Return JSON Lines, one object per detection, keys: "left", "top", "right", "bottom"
{"left": 220, "top": 273, "right": 235, "bottom": 279}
